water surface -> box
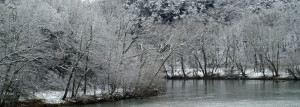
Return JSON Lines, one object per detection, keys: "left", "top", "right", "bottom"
{"left": 71, "top": 80, "right": 300, "bottom": 107}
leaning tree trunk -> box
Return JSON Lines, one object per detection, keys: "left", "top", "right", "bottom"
{"left": 194, "top": 54, "right": 205, "bottom": 77}
{"left": 180, "top": 56, "right": 187, "bottom": 78}
{"left": 266, "top": 59, "right": 279, "bottom": 79}
{"left": 286, "top": 68, "right": 298, "bottom": 80}
{"left": 237, "top": 63, "right": 246, "bottom": 78}
{"left": 62, "top": 62, "right": 81, "bottom": 100}
{"left": 62, "top": 68, "right": 75, "bottom": 100}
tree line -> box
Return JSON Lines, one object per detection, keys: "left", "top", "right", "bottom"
{"left": 1, "top": 0, "right": 300, "bottom": 106}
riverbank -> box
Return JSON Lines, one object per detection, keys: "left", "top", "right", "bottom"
{"left": 14, "top": 68, "right": 298, "bottom": 107}
{"left": 165, "top": 68, "right": 299, "bottom": 80}
{"left": 15, "top": 88, "right": 166, "bottom": 107}
{"left": 166, "top": 76, "right": 298, "bottom": 80}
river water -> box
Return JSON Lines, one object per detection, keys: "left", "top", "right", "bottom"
{"left": 72, "top": 80, "right": 300, "bottom": 107}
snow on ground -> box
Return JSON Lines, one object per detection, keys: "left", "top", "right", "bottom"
{"left": 34, "top": 91, "right": 66, "bottom": 104}
{"left": 76, "top": 89, "right": 102, "bottom": 96}
{"left": 167, "top": 68, "right": 293, "bottom": 79}
{"left": 245, "top": 69, "right": 291, "bottom": 78}
{"left": 31, "top": 88, "right": 124, "bottom": 104}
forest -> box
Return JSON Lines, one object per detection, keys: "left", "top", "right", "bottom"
{"left": 1, "top": 0, "right": 300, "bottom": 106}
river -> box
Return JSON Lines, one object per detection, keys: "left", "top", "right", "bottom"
{"left": 70, "top": 80, "right": 300, "bottom": 107}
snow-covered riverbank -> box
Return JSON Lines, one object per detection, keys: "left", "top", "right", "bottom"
{"left": 17, "top": 88, "right": 120, "bottom": 105}
{"left": 166, "top": 68, "right": 296, "bottom": 80}
{"left": 17, "top": 87, "right": 164, "bottom": 106}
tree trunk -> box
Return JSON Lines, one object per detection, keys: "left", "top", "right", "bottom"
{"left": 0, "top": 64, "right": 12, "bottom": 105}
{"left": 201, "top": 47, "right": 207, "bottom": 77}
{"left": 237, "top": 63, "right": 246, "bottom": 78}
{"left": 225, "top": 46, "right": 229, "bottom": 69}
{"left": 165, "top": 70, "right": 170, "bottom": 78}
{"left": 62, "top": 67, "right": 76, "bottom": 100}
{"left": 84, "top": 74, "right": 87, "bottom": 95}
{"left": 171, "top": 54, "right": 174, "bottom": 77}
{"left": 266, "top": 58, "right": 278, "bottom": 78}
{"left": 71, "top": 75, "right": 76, "bottom": 98}
{"left": 75, "top": 68, "right": 91, "bottom": 96}
{"left": 193, "top": 54, "right": 204, "bottom": 77}
{"left": 286, "top": 68, "right": 298, "bottom": 80}
{"left": 276, "top": 44, "right": 280, "bottom": 77}
{"left": 75, "top": 77, "right": 83, "bottom": 96}
{"left": 94, "top": 84, "right": 96, "bottom": 96}
{"left": 149, "top": 49, "right": 175, "bottom": 88}
{"left": 171, "top": 62, "right": 174, "bottom": 78}
{"left": 259, "top": 54, "right": 265, "bottom": 77}
{"left": 254, "top": 53, "right": 258, "bottom": 72}
{"left": 180, "top": 56, "right": 186, "bottom": 78}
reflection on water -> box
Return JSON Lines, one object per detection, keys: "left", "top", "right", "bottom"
{"left": 69, "top": 80, "right": 300, "bottom": 107}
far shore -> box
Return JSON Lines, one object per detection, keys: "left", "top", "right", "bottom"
{"left": 165, "top": 76, "right": 298, "bottom": 81}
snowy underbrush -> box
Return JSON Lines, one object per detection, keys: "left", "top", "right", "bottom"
{"left": 166, "top": 68, "right": 295, "bottom": 80}
{"left": 17, "top": 86, "right": 166, "bottom": 106}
